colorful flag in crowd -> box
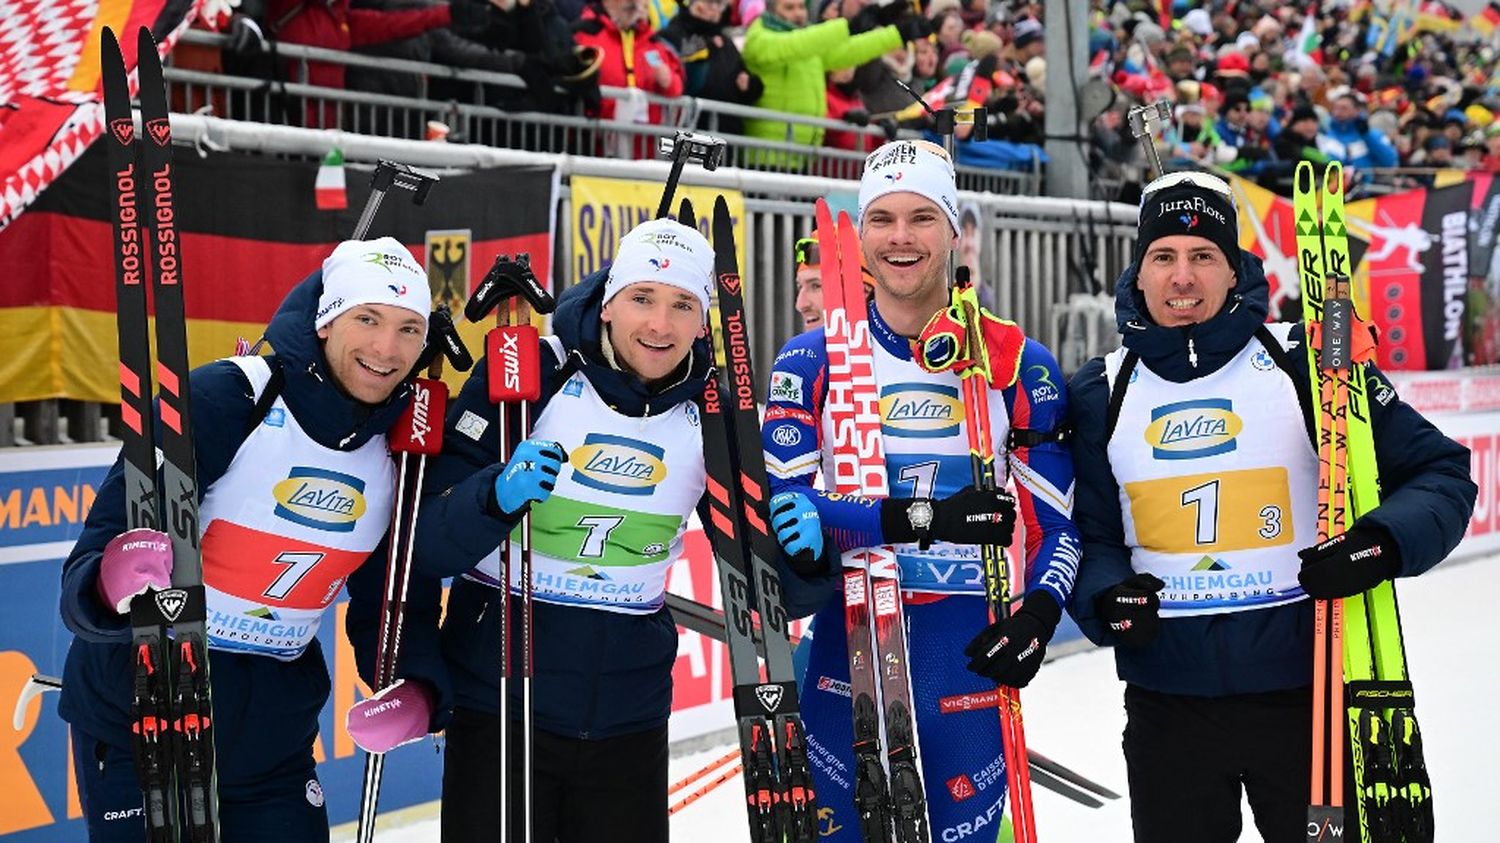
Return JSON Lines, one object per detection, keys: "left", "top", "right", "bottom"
{"left": 315, "top": 148, "right": 348, "bottom": 211}
{"left": 0, "top": 0, "right": 199, "bottom": 231}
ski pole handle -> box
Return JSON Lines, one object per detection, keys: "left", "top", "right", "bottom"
{"left": 487, "top": 325, "right": 543, "bottom": 404}
{"left": 1127, "top": 99, "right": 1172, "bottom": 181}
{"left": 390, "top": 378, "right": 447, "bottom": 456}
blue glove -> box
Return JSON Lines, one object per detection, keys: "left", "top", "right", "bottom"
{"left": 494, "top": 439, "right": 567, "bottom": 517}
{"left": 770, "top": 492, "right": 824, "bottom": 576}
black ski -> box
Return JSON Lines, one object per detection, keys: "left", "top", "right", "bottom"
{"left": 697, "top": 195, "right": 817, "bottom": 843}
{"left": 104, "top": 26, "right": 220, "bottom": 842}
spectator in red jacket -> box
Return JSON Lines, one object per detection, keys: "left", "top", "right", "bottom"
{"left": 573, "top": 0, "right": 686, "bottom": 157}
{"left": 234, "top": 0, "right": 498, "bottom": 126}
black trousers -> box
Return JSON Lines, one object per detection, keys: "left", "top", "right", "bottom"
{"left": 1122, "top": 685, "right": 1358, "bottom": 843}
{"left": 441, "top": 707, "right": 669, "bottom": 843}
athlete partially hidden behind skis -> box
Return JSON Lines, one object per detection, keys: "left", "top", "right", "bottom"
{"left": 384, "top": 218, "right": 833, "bottom": 843}
{"left": 763, "top": 139, "right": 1081, "bottom": 841}
{"left": 59, "top": 239, "right": 449, "bottom": 840}
{"left": 1066, "top": 171, "right": 1476, "bottom": 842}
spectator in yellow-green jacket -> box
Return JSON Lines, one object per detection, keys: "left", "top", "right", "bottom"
{"left": 742, "top": 0, "right": 930, "bottom": 166}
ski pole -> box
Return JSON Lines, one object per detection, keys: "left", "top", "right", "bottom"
{"left": 351, "top": 160, "right": 438, "bottom": 240}
{"left": 1126, "top": 99, "right": 1172, "bottom": 181}
{"left": 653, "top": 131, "right": 727, "bottom": 220}
{"left": 12, "top": 674, "right": 61, "bottom": 732}
{"left": 670, "top": 748, "right": 741, "bottom": 798}
{"left": 951, "top": 266, "right": 1038, "bottom": 843}
{"left": 669, "top": 761, "right": 744, "bottom": 816}
{"left": 355, "top": 306, "right": 471, "bottom": 843}
{"left": 467, "top": 253, "right": 556, "bottom": 842}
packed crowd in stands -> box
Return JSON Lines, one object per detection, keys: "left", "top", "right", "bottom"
{"left": 193, "top": 0, "right": 1500, "bottom": 193}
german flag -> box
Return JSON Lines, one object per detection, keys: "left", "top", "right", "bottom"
{"left": 1475, "top": 2, "right": 1500, "bottom": 37}
{"left": 0, "top": 144, "right": 555, "bottom": 403}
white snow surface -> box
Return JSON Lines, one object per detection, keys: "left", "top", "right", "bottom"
{"left": 358, "top": 555, "right": 1498, "bottom": 842}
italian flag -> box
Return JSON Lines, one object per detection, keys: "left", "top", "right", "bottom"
{"left": 315, "top": 147, "right": 347, "bottom": 211}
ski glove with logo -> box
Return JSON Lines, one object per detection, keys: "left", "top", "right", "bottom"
{"left": 346, "top": 679, "right": 434, "bottom": 754}
{"left": 881, "top": 486, "right": 1017, "bottom": 550}
{"left": 771, "top": 492, "right": 824, "bottom": 576}
{"left": 1297, "top": 523, "right": 1401, "bottom": 600}
{"left": 964, "top": 593, "right": 1062, "bottom": 688}
{"left": 493, "top": 439, "right": 567, "bottom": 517}
{"left": 1095, "top": 573, "right": 1165, "bottom": 648}
{"left": 97, "top": 528, "right": 173, "bottom": 615}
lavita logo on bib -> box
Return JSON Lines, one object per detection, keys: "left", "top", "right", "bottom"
{"left": 272, "top": 466, "right": 368, "bottom": 531}
{"left": 879, "top": 382, "right": 962, "bottom": 438}
{"left": 1144, "top": 398, "right": 1242, "bottom": 460}
{"left": 569, "top": 434, "right": 667, "bottom": 496}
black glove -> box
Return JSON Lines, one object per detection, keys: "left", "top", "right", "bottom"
{"left": 226, "top": 14, "right": 267, "bottom": 55}
{"left": 852, "top": 0, "right": 908, "bottom": 32}
{"left": 448, "top": 0, "right": 496, "bottom": 35}
{"left": 895, "top": 15, "right": 933, "bottom": 44}
{"left": 1095, "top": 573, "right": 1165, "bottom": 648}
{"left": 1297, "top": 524, "right": 1401, "bottom": 600}
{"left": 842, "top": 107, "right": 870, "bottom": 127}
{"left": 880, "top": 486, "right": 1016, "bottom": 550}
{"left": 963, "top": 593, "right": 1062, "bottom": 688}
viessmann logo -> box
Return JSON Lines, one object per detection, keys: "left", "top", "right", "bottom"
{"left": 569, "top": 434, "right": 667, "bottom": 496}
{"left": 272, "top": 467, "right": 368, "bottom": 532}
{"left": 879, "top": 383, "right": 962, "bottom": 438}
{"left": 1144, "top": 398, "right": 1242, "bottom": 460}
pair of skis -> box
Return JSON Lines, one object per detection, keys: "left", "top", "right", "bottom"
{"left": 662, "top": 591, "right": 1121, "bottom": 810}
{"left": 690, "top": 195, "right": 819, "bottom": 843}
{"left": 103, "top": 26, "right": 219, "bottom": 842}
{"left": 1295, "top": 160, "right": 1432, "bottom": 843}
{"left": 814, "top": 199, "right": 931, "bottom": 843}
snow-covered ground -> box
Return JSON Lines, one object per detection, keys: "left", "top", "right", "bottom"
{"left": 357, "top": 554, "right": 1498, "bottom": 842}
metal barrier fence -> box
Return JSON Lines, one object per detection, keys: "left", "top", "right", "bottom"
{"left": 170, "top": 30, "right": 1039, "bottom": 194}
{"left": 3, "top": 116, "right": 1131, "bottom": 446}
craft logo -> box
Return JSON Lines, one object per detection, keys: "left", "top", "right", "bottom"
{"left": 947, "top": 774, "right": 977, "bottom": 803}
{"left": 569, "top": 434, "right": 667, "bottom": 496}
{"left": 879, "top": 383, "right": 962, "bottom": 438}
{"left": 1144, "top": 398, "right": 1241, "bottom": 459}
{"left": 273, "top": 467, "right": 368, "bottom": 532}
{"left": 315, "top": 297, "right": 345, "bottom": 322}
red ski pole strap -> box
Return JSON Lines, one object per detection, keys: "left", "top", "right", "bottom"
{"left": 390, "top": 378, "right": 447, "bottom": 455}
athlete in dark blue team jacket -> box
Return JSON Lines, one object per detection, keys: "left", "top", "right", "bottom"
{"left": 1066, "top": 171, "right": 1475, "bottom": 841}
{"left": 762, "top": 140, "right": 1081, "bottom": 843}
{"left": 58, "top": 241, "right": 449, "bottom": 842}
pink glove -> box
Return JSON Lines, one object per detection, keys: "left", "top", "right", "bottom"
{"left": 97, "top": 528, "right": 173, "bottom": 614}
{"left": 346, "top": 679, "right": 434, "bottom": 754}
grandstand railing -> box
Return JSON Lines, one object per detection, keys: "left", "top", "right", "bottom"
{"left": 170, "top": 30, "right": 1039, "bottom": 194}
{"left": 2, "top": 115, "right": 1127, "bottom": 446}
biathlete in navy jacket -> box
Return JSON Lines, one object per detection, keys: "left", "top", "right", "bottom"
{"left": 762, "top": 140, "right": 1081, "bottom": 843}
{"left": 401, "top": 218, "right": 834, "bottom": 843}
{"left": 58, "top": 238, "right": 450, "bottom": 842}
{"left": 1066, "top": 171, "right": 1476, "bottom": 843}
